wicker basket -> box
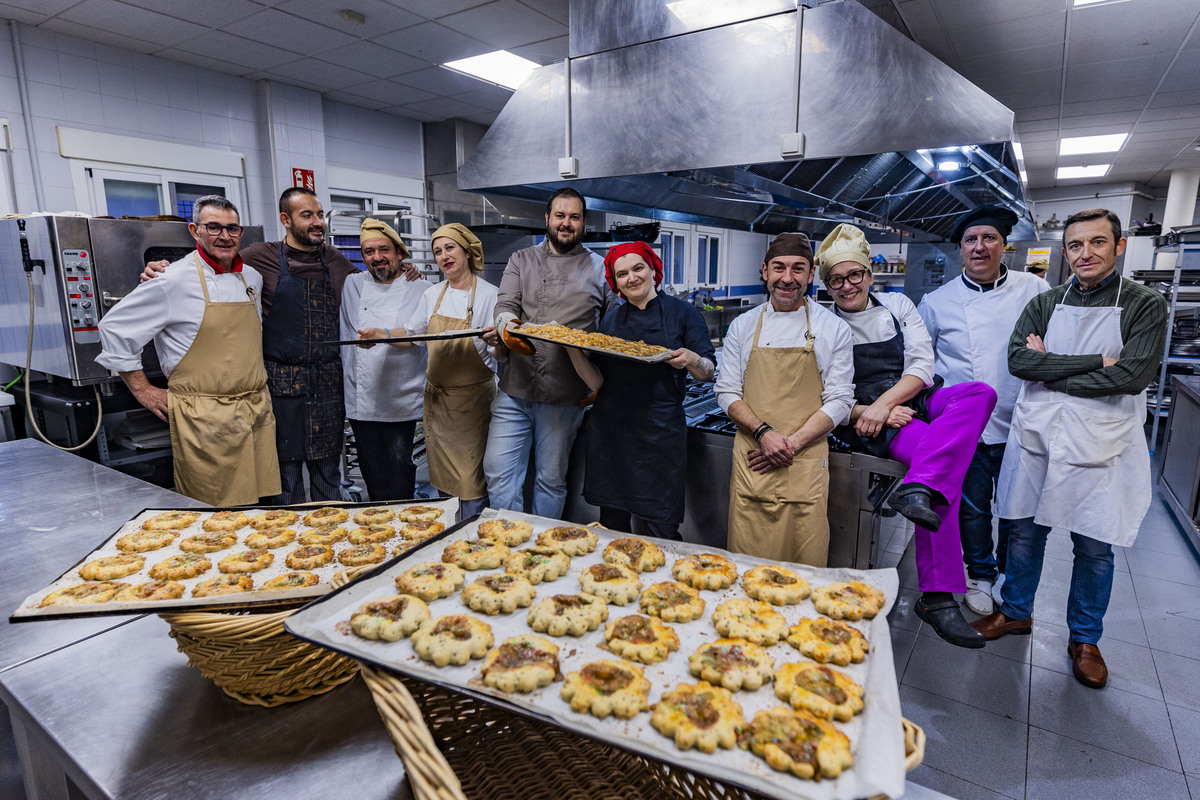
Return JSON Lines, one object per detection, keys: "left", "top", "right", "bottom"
{"left": 161, "top": 569, "right": 362, "bottom": 707}
{"left": 361, "top": 663, "right": 924, "bottom": 800}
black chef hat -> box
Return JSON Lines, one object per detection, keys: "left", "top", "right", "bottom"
{"left": 950, "top": 205, "right": 1019, "bottom": 244}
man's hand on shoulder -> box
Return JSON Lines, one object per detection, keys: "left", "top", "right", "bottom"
{"left": 402, "top": 263, "right": 421, "bottom": 282}
{"left": 141, "top": 260, "right": 169, "bottom": 283}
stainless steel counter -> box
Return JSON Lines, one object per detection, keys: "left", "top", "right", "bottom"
{"left": 1159, "top": 375, "right": 1200, "bottom": 554}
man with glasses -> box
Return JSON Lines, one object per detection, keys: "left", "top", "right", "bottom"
{"left": 917, "top": 206, "right": 1050, "bottom": 616}
{"left": 99, "top": 195, "right": 280, "bottom": 505}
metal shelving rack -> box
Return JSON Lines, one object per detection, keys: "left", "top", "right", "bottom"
{"left": 1137, "top": 226, "right": 1200, "bottom": 455}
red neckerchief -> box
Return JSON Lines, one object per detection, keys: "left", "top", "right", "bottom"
{"left": 196, "top": 242, "right": 244, "bottom": 274}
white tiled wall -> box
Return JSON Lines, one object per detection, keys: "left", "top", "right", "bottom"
{"left": 0, "top": 22, "right": 427, "bottom": 234}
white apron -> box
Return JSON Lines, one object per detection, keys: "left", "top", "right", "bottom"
{"left": 996, "top": 280, "right": 1149, "bottom": 546}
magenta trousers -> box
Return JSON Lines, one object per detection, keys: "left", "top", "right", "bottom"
{"left": 886, "top": 381, "right": 997, "bottom": 593}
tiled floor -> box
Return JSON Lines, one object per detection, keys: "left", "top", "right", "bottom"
{"left": 883, "top": 485, "right": 1200, "bottom": 800}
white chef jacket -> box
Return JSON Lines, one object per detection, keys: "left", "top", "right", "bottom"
{"left": 96, "top": 254, "right": 264, "bottom": 377}
{"left": 715, "top": 299, "right": 855, "bottom": 426}
{"left": 404, "top": 278, "right": 500, "bottom": 374}
{"left": 340, "top": 271, "right": 430, "bottom": 423}
{"left": 918, "top": 269, "right": 1050, "bottom": 444}
{"left": 834, "top": 291, "right": 935, "bottom": 386}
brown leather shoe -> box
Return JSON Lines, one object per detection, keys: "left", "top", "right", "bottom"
{"left": 1068, "top": 641, "right": 1108, "bottom": 688}
{"left": 969, "top": 610, "right": 1033, "bottom": 640}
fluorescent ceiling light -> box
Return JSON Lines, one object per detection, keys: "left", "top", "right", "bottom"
{"left": 1073, "top": 0, "right": 1111, "bottom": 5}
{"left": 1012, "top": 142, "right": 1024, "bottom": 161}
{"left": 666, "top": 0, "right": 782, "bottom": 28}
{"left": 937, "top": 160, "right": 961, "bottom": 172}
{"left": 1056, "top": 164, "right": 1111, "bottom": 180}
{"left": 443, "top": 51, "right": 539, "bottom": 91}
{"left": 1059, "top": 133, "right": 1127, "bottom": 155}
{"left": 1020, "top": 169, "right": 1029, "bottom": 184}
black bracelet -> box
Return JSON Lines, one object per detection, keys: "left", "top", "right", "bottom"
{"left": 753, "top": 422, "right": 773, "bottom": 441}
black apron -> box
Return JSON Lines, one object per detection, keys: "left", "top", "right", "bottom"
{"left": 833, "top": 298, "right": 941, "bottom": 458}
{"left": 261, "top": 241, "right": 344, "bottom": 462}
{"left": 584, "top": 299, "right": 687, "bottom": 524}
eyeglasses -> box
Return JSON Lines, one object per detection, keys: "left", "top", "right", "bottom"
{"left": 200, "top": 222, "right": 244, "bottom": 237}
{"left": 826, "top": 268, "right": 868, "bottom": 289}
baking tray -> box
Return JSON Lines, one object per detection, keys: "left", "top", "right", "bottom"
{"left": 511, "top": 326, "right": 674, "bottom": 363}
{"left": 325, "top": 329, "right": 485, "bottom": 346}
{"left": 10, "top": 498, "right": 460, "bottom": 620}
{"left": 285, "top": 508, "right": 904, "bottom": 800}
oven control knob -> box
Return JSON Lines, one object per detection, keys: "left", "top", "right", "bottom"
{"left": 80, "top": 300, "right": 93, "bottom": 309}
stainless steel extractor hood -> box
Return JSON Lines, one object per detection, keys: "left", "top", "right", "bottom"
{"left": 458, "top": 0, "right": 1031, "bottom": 242}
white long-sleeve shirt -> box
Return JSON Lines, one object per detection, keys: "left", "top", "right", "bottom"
{"left": 833, "top": 291, "right": 935, "bottom": 387}
{"left": 715, "top": 299, "right": 855, "bottom": 426}
{"left": 340, "top": 271, "right": 430, "bottom": 422}
{"left": 96, "top": 254, "right": 264, "bottom": 377}
{"left": 404, "top": 278, "right": 500, "bottom": 374}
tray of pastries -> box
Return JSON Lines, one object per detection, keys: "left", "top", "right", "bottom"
{"left": 11, "top": 499, "right": 459, "bottom": 620}
{"left": 284, "top": 508, "right": 905, "bottom": 800}
{"left": 511, "top": 323, "right": 673, "bottom": 362}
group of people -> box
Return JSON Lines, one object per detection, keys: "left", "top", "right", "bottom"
{"left": 97, "top": 189, "right": 1166, "bottom": 689}
{"left": 715, "top": 204, "right": 1165, "bottom": 689}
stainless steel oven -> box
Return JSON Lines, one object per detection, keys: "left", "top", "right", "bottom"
{"left": 0, "top": 216, "right": 263, "bottom": 384}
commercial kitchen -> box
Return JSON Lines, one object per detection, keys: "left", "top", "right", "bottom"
{"left": 1, "top": 1, "right": 1199, "bottom": 799}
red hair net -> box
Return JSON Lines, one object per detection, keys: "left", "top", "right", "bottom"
{"left": 603, "top": 241, "right": 663, "bottom": 297}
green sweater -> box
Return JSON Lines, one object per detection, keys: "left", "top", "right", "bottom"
{"left": 1007, "top": 274, "right": 1168, "bottom": 398}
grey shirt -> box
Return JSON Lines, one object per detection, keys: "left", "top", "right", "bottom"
{"left": 495, "top": 240, "right": 610, "bottom": 405}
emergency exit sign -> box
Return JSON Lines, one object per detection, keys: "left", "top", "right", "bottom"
{"left": 292, "top": 168, "right": 315, "bottom": 191}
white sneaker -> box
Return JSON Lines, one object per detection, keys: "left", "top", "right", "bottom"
{"left": 991, "top": 574, "right": 1006, "bottom": 605}
{"left": 964, "top": 578, "right": 994, "bottom": 616}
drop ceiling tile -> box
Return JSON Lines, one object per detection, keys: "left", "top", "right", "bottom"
{"left": 915, "top": 31, "right": 956, "bottom": 66}
{"left": 960, "top": 43, "right": 1064, "bottom": 77}
{"left": 1064, "top": 56, "right": 1174, "bottom": 104}
{"left": 384, "top": 0, "right": 492, "bottom": 20}
{"left": 1016, "top": 104, "right": 1061, "bottom": 122}
{"left": 322, "top": 88, "right": 382, "bottom": 107}
{"left": 1067, "top": 35, "right": 1184, "bottom": 67}
{"left": 1015, "top": 119, "right": 1060, "bottom": 134}
{"left": 933, "top": 0, "right": 1056, "bottom": 29}
{"left": 509, "top": 34, "right": 568, "bottom": 65}
{"left": 522, "top": 0, "right": 567, "bottom": 20}
{"left": 176, "top": 30, "right": 298, "bottom": 71}
{"left": 373, "top": 21, "right": 491, "bottom": 63}
{"left": 1140, "top": 102, "right": 1200, "bottom": 119}
{"left": 274, "top": 0, "right": 423, "bottom": 36}
{"left": 249, "top": 60, "right": 372, "bottom": 93}
{"left": 221, "top": 8, "right": 358, "bottom": 53}
{"left": 1059, "top": 99, "right": 1142, "bottom": 119}
{"left": 119, "top": 0, "right": 262, "bottom": 27}
{"left": 452, "top": 83, "right": 512, "bottom": 110}
{"left": 439, "top": 0, "right": 566, "bottom": 50}
{"left": 1069, "top": 0, "right": 1197, "bottom": 43}
{"left": 40, "top": 18, "right": 161, "bottom": 55}
{"left": 317, "top": 41, "right": 430, "bottom": 77}
{"left": 59, "top": 0, "right": 210, "bottom": 47}
{"left": 463, "top": 109, "right": 500, "bottom": 126}
{"left": 338, "top": 78, "right": 438, "bottom": 106}
{"left": 982, "top": 68, "right": 1063, "bottom": 108}
{"left": 401, "top": 64, "right": 492, "bottom": 95}
{"left": 895, "top": 0, "right": 941, "bottom": 33}
{"left": 379, "top": 105, "right": 443, "bottom": 122}
{"left": 0, "top": 1, "right": 65, "bottom": 25}
{"left": 397, "top": 95, "right": 485, "bottom": 119}
{"left": 1158, "top": 53, "right": 1200, "bottom": 93}
{"left": 941, "top": 12, "right": 1067, "bottom": 56}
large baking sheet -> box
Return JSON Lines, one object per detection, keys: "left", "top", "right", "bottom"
{"left": 285, "top": 508, "right": 904, "bottom": 800}
{"left": 10, "top": 499, "right": 459, "bottom": 620}
{"left": 325, "top": 329, "right": 485, "bottom": 346}
{"left": 511, "top": 326, "right": 673, "bottom": 363}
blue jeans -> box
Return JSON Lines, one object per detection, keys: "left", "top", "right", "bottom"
{"left": 999, "top": 517, "right": 1115, "bottom": 645}
{"left": 959, "top": 442, "right": 1015, "bottom": 582}
{"left": 482, "top": 390, "right": 585, "bottom": 518}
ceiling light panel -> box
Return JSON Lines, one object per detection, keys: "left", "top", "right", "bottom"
{"left": 1059, "top": 133, "right": 1128, "bottom": 155}
{"left": 1057, "top": 164, "right": 1111, "bottom": 179}
{"left": 443, "top": 51, "right": 540, "bottom": 91}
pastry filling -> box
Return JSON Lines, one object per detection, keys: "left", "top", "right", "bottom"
{"left": 433, "top": 617, "right": 473, "bottom": 640}
{"left": 581, "top": 662, "right": 631, "bottom": 693}
{"left": 815, "top": 623, "right": 852, "bottom": 644}
{"left": 615, "top": 539, "right": 645, "bottom": 560}
{"left": 763, "top": 569, "right": 795, "bottom": 586}
{"left": 295, "top": 546, "right": 326, "bottom": 558}
{"left": 651, "top": 586, "right": 694, "bottom": 607}
{"left": 743, "top": 715, "right": 822, "bottom": 770}
{"left": 366, "top": 598, "right": 408, "bottom": 620}
{"left": 413, "top": 564, "right": 445, "bottom": 578}
{"left": 495, "top": 641, "right": 549, "bottom": 669}
{"left": 709, "top": 644, "right": 755, "bottom": 670}
{"left": 552, "top": 527, "right": 589, "bottom": 540}
{"left": 674, "top": 692, "right": 720, "bottom": 728}
{"left": 553, "top": 595, "right": 589, "bottom": 614}
{"left": 590, "top": 564, "right": 626, "bottom": 582}
{"left": 613, "top": 615, "right": 656, "bottom": 643}
{"left": 798, "top": 667, "right": 848, "bottom": 704}
{"left": 483, "top": 575, "right": 516, "bottom": 592}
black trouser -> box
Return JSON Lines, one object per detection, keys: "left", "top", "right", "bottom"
{"left": 349, "top": 418, "right": 418, "bottom": 502}
{"left": 598, "top": 506, "right": 683, "bottom": 541}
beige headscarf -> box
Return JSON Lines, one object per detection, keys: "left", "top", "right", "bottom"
{"left": 431, "top": 223, "right": 484, "bottom": 274}
{"left": 360, "top": 218, "right": 411, "bottom": 260}
{"left": 815, "top": 223, "right": 872, "bottom": 283}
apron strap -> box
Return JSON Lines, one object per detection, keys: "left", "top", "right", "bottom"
{"left": 276, "top": 239, "right": 290, "bottom": 278}
{"left": 432, "top": 276, "right": 479, "bottom": 326}
{"left": 193, "top": 252, "right": 257, "bottom": 309}
{"left": 751, "top": 299, "right": 815, "bottom": 349}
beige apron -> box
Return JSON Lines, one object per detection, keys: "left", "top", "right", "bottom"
{"left": 424, "top": 278, "right": 495, "bottom": 500}
{"left": 727, "top": 302, "right": 830, "bottom": 566}
{"left": 167, "top": 255, "right": 281, "bottom": 506}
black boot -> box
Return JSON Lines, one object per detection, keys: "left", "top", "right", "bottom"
{"left": 887, "top": 483, "right": 942, "bottom": 531}
{"left": 916, "top": 592, "right": 986, "bottom": 649}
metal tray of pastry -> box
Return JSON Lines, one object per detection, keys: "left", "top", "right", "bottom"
{"left": 10, "top": 499, "right": 459, "bottom": 620}
{"left": 510, "top": 325, "right": 674, "bottom": 363}
{"left": 284, "top": 508, "right": 905, "bottom": 800}
{"left": 324, "top": 329, "right": 485, "bottom": 346}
